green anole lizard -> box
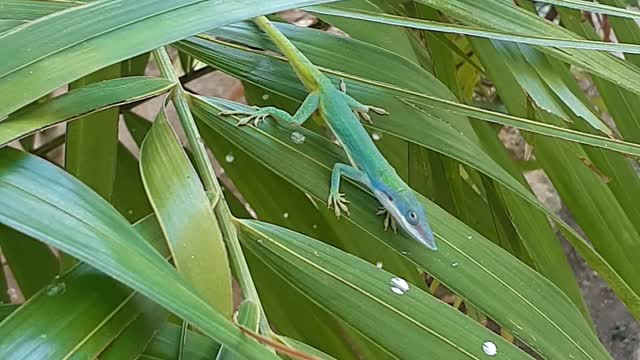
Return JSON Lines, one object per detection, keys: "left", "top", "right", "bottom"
{"left": 222, "top": 16, "right": 437, "bottom": 250}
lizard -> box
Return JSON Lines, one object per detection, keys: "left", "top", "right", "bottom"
{"left": 221, "top": 16, "right": 437, "bottom": 251}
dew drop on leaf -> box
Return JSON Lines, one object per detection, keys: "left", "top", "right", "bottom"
{"left": 291, "top": 131, "right": 306, "bottom": 144}
{"left": 224, "top": 153, "right": 235, "bottom": 163}
{"left": 372, "top": 131, "right": 383, "bottom": 141}
{"left": 46, "top": 280, "right": 66, "bottom": 297}
{"left": 482, "top": 341, "right": 497, "bottom": 356}
{"left": 389, "top": 277, "right": 409, "bottom": 295}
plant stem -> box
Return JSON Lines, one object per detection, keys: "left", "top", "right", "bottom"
{"left": 152, "top": 47, "right": 271, "bottom": 335}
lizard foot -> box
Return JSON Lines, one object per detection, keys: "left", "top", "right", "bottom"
{"left": 376, "top": 207, "right": 397, "bottom": 233}
{"left": 219, "top": 107, "right": 269, "bottom": 127}
{"left": 328, "top": 192, "right": 350, "bottom": 217}
{"left": 340, "top": 91, "right": 389, "bottom": 124}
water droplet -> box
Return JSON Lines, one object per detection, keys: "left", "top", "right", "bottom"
{"left": 40, "top": 334, "right": 47, "bottom": 339}
{"left": 257, "top": 239, "right": 263, "bottom": 245}
{"left": 314, "top": 251, "right": 320, "bottom": 257}
{"left": 482, "top": 341, "right": 497, "bottom": 356}
{"left": 376, "top": 261, "right": 383, "bottom": 269}
{"left": 290, "top": 131, "right": 306, "bottom": 144}
{"left": 46, "top": 281, "right": 66, "bottom": 297}
{"left": 467, "top": 235, "right": 473, "bottom": 240}
{"left": 127, "top": 209, "right": 133, "bottom": 215}
{"left": 261, "top": 94, "right": 270, "bottom": 101}
{"left": 451, "top": 262, "right": 459, "bottom": 267}
{"left": 283, "top": 212, "right": 289, "bottom": 219}
{"left": 312, "top": 224, "right": 318, "bottom": 229}
{"left": 224, "top": 153, "right": 235, "bottom": 163}
{"left": 389, "top": 277, "right": 409, "bottom": 295}
{"left": 371, "top": 131, "right": 383, "bottom": 141}
{"left": 191, "top": 255, "right": 195, "bottom": 260}
{"left": 401, "top": 251, "right": 411, "bottom": 255}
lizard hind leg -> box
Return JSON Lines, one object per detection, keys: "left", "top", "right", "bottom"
{"left": 219, "top": 106, "right": 291, "bottom": 127}
{"left": 220, "top": 91, "right": 320, "bottom": 128}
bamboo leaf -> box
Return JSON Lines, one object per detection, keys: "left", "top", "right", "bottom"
{"left": 191, "top": 96, "right": 611, "bottom": 359}
{"left": 241, "top": 220, "right": 531, "bottom": 360}
{"left": 0, "top": 147, "right": 279, "bottom": 359}
{"left": 140, "top": 105, "right": 232, "bottom": 316}
{"left": 65, "top": 64, "right": 121, "bottom": 201}
{"left": 0, "top": 0, "right": 339, "bottom": 118}
{"left": 415, "top": 0, "right": 640, "bottom": 97}
{"left": 0, "top": 76, "right": 174, "bottom": 147}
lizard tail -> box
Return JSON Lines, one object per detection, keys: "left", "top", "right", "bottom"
{"left": 253, "top": 16, "right": 322, "bottom": 89}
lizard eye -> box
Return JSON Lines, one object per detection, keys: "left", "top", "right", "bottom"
{"left": 406, "top": 211, "right": 419, "bottom": 226}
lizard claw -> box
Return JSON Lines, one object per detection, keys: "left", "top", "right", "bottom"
{"left": 339, "top": 79, "right": 347, "bottom": 93}
{"left": 377, "top": 207, "right": 397, "bottom": 233}
{"left": 369, "top": 106, "right": 389, "bottom": 116}
{"left": 354, "top": 110, "right": 373, "bottom": 124}
{"left": 328, "top": 192, "right": 350, "bottom": 217}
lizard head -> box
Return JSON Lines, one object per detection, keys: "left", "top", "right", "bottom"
{"left": 374, "top": 187, "right": 437, "bottom": 251}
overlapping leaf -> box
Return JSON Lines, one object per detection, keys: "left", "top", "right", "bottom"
{"left": 0, "top": 0, "right": 339, "bottom": 118}
{"left": 191, "top": 95, "right": 610, "bottom": 359}
{"left": 0, "top": 147, "right": 279, "bottom": 359}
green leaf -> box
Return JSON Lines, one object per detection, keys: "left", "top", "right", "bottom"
{"left": 470, "top": 36, "right": 640, "bottom": 313}
{"left": 192, "top": 96, "right": 610, "bottom": 359}
{"left": 111, "top": 144, "right": 153, "bottom": 222}
{"left": 198, "top": 105, "right": 385, "bottom": 360}
{"left": 178, "top": 25, "right": 640, "bottom": 316}
{"left": 0, "top": 263, "right": 151, "bottom": 359}
{"left": 96, "top": 303, "right": 169, "bottom": 360}
{"left": 0, "top": 304, "right": 18, "bottom": 321}
{"left": 65, "top": 64, "right": 121, "bottom": 201}
{"left": 0, "top": 0, "right": 76, "bottom": 21}
{"left": 0, "top": 76, "right": 174, "bottom": 147}
{"left": 123, "top": 111, "right": 153, "bottom": 147}
{"left": 216, "top": 300, "right": 259, "bottom": 359}
{"left": 140, "top": 106, "right": 232, "bottom": 316}
{"left": 0, "top": 215, "right": 166, "bottom": 359}
{"left": 308, "top": 5, "right": 640, "bottom": 54}
{"left": 0, "top": 147, "right": 279, "bottom": 359}
{"left": 541, "top": 0, "right": 640, "bottom": 19}
{"left": 241, "top": 220, "right": 528, "bottom": 359}
{"left": 142, "top": 322, "right": 220, "bottom": 360}
{"left": 0, "top": 225, "right": 58, "bottom": 298}
{"left": 0, "top": 0, "right": 339, "bottom": 118}
{"left": 416, "top": 0, "right": 640, "bottom": 96}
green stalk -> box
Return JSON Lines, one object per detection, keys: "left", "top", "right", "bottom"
{"left": 152, "top": 47, "right": 271, "bottom": 335}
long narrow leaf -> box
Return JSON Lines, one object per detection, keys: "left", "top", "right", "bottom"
{"left": 0, "top": 148, "right": 279, "bottom": 359}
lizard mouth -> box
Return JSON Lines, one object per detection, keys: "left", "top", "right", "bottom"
{"left": 401, "top": 219, "right": 437, "bottom": 251}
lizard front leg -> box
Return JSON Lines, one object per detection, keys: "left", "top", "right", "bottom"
{"left": 376, "top": 207, "right": 397, "bottom": 233}
{"left": 338, "top": 81, "right": 388, "bottom": 124}
{"left": 221, "top": 91, "right": 320, "bottom": 127}
{"left": 328, "top": 164, "right": 368, "bottom": 218}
